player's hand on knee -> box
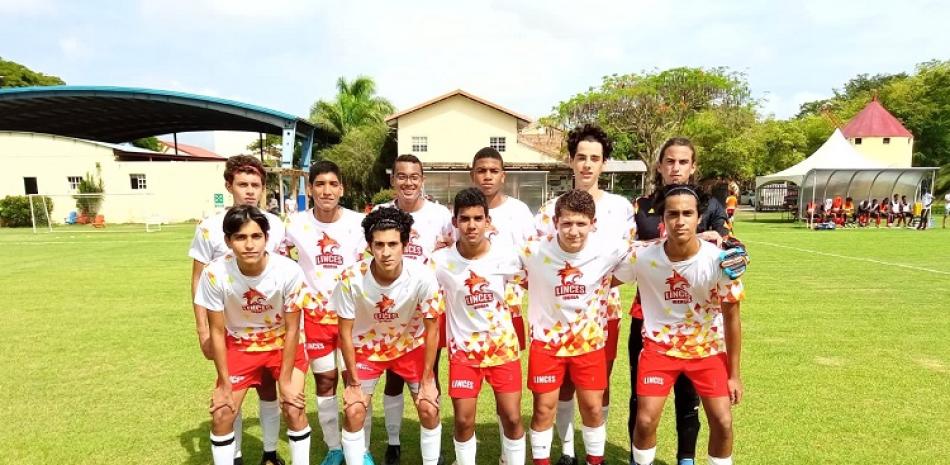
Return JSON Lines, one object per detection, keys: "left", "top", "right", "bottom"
{"left": 280, "top": 384, "right": 306, "bottom": 410}
{"left": 415, "top": 377, "right": 440, "bottom": 411}
{"left": 728, "top": 376, "right": 743, "bottom": 405}
{"left": 343, "top": 384, "right": 368, "bottom": 412}
{"left": 209, "top": 383, "right": 235, "bottom": 414}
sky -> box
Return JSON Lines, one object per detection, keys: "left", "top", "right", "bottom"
{"left": 2, "top": 0, "right": 949, "bottom": 122}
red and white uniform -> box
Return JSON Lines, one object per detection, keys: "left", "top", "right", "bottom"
{"left": 189, "top": 209, "right": 286, "bottom": 264}
{"left": 282, "top": 208, "right": 366, "bottom": 360}
{"left": 194, "top": 253, "right": 311, "bottom": 390}
{"left": 487, "top": 196, "right": 535, "bottom": 349}
{"left": 331, "top": 258, "right": 444, "bottom": 386}
{"left": 614, "top": 240, "right": 745, "bottom": 397}
{"left": 535, "top": 192, "right": 635, "bottom": 359}
{"left": 433, "top": 245, "right": 525, "bottom": 398}
{"left": 376, "top": 200, "right": 454, "bottom": 263}
{"left": 520, "top": 235, "right": 631, "bottom": 392}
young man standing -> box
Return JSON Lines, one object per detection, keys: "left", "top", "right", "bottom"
{"left": 375, "top": 154, "right": 454, "bottom": 465}
{"left": 626, "top": 184, "right": 744, "bottom": 465}
{"left": 195, "top": 206, "right": 313, "bottom": 465}
{"left": 190, "top": 155, "right": 287, "bottom": 465}
{"left": 433, "top": 188, "right": 527, "bottom": 465}
{"left": 282, "top": 161, "right": 367, "bottom": 465}
{"left": 535, "top": 125, "right": 635, "bottom": 465}
{"left": 334, "top": 207, "right": 445, "bottom": 465}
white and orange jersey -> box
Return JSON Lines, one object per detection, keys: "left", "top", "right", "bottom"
{"left": 376, "top": 200, "right": 454, "bottom": 262}
{"left": 194, "top": 253, "right": 310, "bottom": 352}
{"left": 331, "top": 258, "right": 444, "bottom": 362}
{"left": 534, "top": 191, "right": 636, "bottom": 320}
{"left": 189, "top": 209, "right": 286, "bottom": 265}
{"left": 520, "top": 235, "right": 631, "bottom": 357}
{"left": 613, "top": 240, "right": 744, "bottom": 360}
{"left": 433, "top": 245, "right": 525, "bottom": 367}
{"left": 487, "top": 196, "right": 535, "bottom": 318}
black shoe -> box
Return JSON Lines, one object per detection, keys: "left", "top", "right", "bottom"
{"left": 234, "top": 458, "right": 244, "bottom": 465}
{"left": 556, "top": 455, "right": 578, "bottom": 465}
{"left": 384, "top": 445, "right": 401, "bottom": 465}
{"left": 260, "top": 451, "right": 286, "bottom": 465}
{"left": 436, "top": 456, "right": 445, "bottom": 465}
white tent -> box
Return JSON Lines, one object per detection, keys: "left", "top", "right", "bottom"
{"left": 755, "top": 129, "right": 879, "bottom": 188}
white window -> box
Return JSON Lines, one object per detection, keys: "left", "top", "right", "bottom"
{"left": 130, "top": 173, "right": 147, "bottom": 190}
{"left": 411, "top": 136, "right": 428, "bottom": 152}
{"left": 67, "top": 176, "right": 82, "bottom": 191}
{"left": 490, "top": 136, "right": 506, "bottom": 152}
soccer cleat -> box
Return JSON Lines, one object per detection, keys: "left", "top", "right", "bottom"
{"left": 259, "top": 451, "right": 285, "bottom": 465}
{"left": 556, "top": 455, "right": 578, "bottom": 465}
{"left": 364, "top": 452, "right": 376, "bottom": 465}
{"left": 677, "top": 459, "right": 695, "bottom": 465}
{"left": 436, "top": 456, "right": 445, "bottom": 465}
{"left": 320, "top": 449, "right": 345, "bottom": 465}
{"left": 384, "top": 444, "right": 401, "bottom": 465}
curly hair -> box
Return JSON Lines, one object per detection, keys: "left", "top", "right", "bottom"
{"left": 224, "top": 155, "right": 266, "bottom": 184}
{"left": 363, "top": 206, "right": 414, "bottom": 245}
{"left": 223, "top": 205, "right": 270, "bottom": 238}
{"left": 554, "top": 189, "right": 596, "bottom": 221}
{"left": 453, "top": 187, "right": 488, "bottom": 218}
{"left": 567, "top": 123, "right": 613, "bottom": 160}
{"left": 654, "top": 183, "right": 707, "bottom": 217}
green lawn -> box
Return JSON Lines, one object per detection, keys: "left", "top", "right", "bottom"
{"left": 0, "top": 214, "right": 948, "bottom": 465}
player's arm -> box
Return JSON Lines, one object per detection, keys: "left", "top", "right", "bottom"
{"left": 722, "top": 300, "right": 743, "bottom": 405}
{"left": 333, "top": 278, "right": 368, "bottom": 412}
{"left": 191, "top": 260, "right": 212, "bottom": 354}
{"left": 418, "top": 317, "right": 440, "bottom": 407}
{"left": 698, "top": 197, "right": 729, "bottom": 245}
{"left": 206, "top": 308, "right": 234, "bottom": 414}
{"left": 279, "top": 300, "right": 306, "bottom": 409}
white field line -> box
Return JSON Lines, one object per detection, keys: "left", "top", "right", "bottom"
{"left": 2, "top": 239, "right": 185, "bottom": 245}
{"left": 746, "top": 240, "right": 950, "bottom": 276}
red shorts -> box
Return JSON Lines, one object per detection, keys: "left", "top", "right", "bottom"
{"left": 527, "top": 341, "right": 607, "bottom": 393}
{"left": 223, "top": 344, "right": 307, "bottom": 391}
{"left": 605, "top": 318, "right": 620, "bottom": 361}
{"left": 629, "top": 292, "right": 644, "bottom": 319}
{"left": 439, "top": 314, "right": 447, "bottom": 348}
{"left": 448, "top": 360, "right": 522, "bottom": 399}
{"left": 512, "top": 314, "right": 527, "bottom": 350}
{"left": 356, "top": 346, "right": 426, "bottom": 384}
{"left": 637, "top": 347, "right": 729, "bottom": 398}
{"left": 303, "top": 319, "right": 338, "bottom": 359}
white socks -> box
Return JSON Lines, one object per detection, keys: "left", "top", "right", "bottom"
{"left": 420, "top": 423, "right": 442, "bottom": 465}
{"left": 601, "top": 404, "right": 609, "bottom": 423}
{"left": 529, "top": 427, "right": 553, "bottom": 461}
{"left": 232, "top": 409, "right": 243, "bottom": 458}
{"left": 260, "top": 400, "right": 281, "bottom": 452}
{"left": 632, "top": 446, "right": 656, "bottom": 465}
{"left": 555, "top": 400, "right": 575, "bottom": 457}
{"left": 342, "top": 429, "right": 365, "bottom": 465}
{"left": 709, "top": 456, "right": 733, "bottom": 465}
{"left": 453, "top": 434, "right": 476, "bottom": 465}
{"left": 210, "top": 431, "right": 236, "bottom": 465}
{"left": 580, "top": 423, "right": 606, "bottom": 462}
{"left": 363, "top": 402, "right": 373, "bottom": 448}
{"left": 501, "top": 433, "right": 526, "bottom": 465}
{"left": 287, "top": 425, "right": 312, "bottom": 465}
{"left": 384, "top": 394, "right": 404, "bottom": 446}
{"left": 316, "top": 396, "right": 341, "bottom": 450}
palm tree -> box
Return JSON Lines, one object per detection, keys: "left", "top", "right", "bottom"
{"left": 310, "top": 76, "right": 395, "bottom": 137}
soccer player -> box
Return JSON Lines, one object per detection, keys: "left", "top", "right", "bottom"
{"left": 282, "top": 161, "right": 367, "bottom": 465}
{"left": 625, "top": 184, "right": 744, "bottom": 465}
{"left": 194, "top": 205, "right": 313, "bottom": 465}
{"left": 334, "top": 207, "right": 445, "bottom": 465}
{"left": 534, "top": 125, "right": 634, "bottom": 465}
{"left": 724, "top": 190, "right": 738, "bottom": 228}
{"left": 190, "top": 155, "right": 287, "bottom": 465}
{"left": 375, "top": 154, "right": 454, "bottom": 465}
{"left": 525, "top": 189, "right": 637, "bottom": 465}
{"left": 433, "top": 188, "right": 527, "bottom": 465}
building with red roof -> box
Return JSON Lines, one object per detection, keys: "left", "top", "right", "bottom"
{"left": 842, "top": 97, "right": 914, "bottom": 167}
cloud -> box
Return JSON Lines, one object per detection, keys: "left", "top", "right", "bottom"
{"left": 58, "top": 37, "right": 92, "bottom": 61}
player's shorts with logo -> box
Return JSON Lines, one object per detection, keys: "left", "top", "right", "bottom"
{"left": 605, "top": 318, "right": 621, "bottom": 361}
{"left": 637, "top": 342, "right": 729, "bottom": 397}
{"left": 527, "top": 341, "right": 607, "bottom": 393}
{"left": 303, "top": 318, "right": 338, "bottom": 360}
{"left": 355, "top": 346, "right": 426, "bottom": 389}
{"left": 448, "top": 359, "right": 521, "bottom": 399}
{"left": 222, "top": 343, "right": 308, "bottom": 391}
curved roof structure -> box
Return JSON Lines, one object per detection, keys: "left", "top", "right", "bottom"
{"left": 0, "top": 85, "right": 317, "bottom": 143}
{"left": 841, "top": 97, "right": 913, "bottom": 138}
{"left": 756, "top": 129, "right": 879, "bottom": 188}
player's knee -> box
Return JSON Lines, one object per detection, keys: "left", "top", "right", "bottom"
{"left": 453, "top": 415, "right": 475, "bottom": 439}
{"left": 635, "top": 410, "right": 660, "bottom": 433}
{"left": 211, "top": 408, "right": 236, "bottom": 430}
{"left": 417, "top": 402, "right": 439, "bottom": 424}
{"left": 708, "top": 410, "right": 733, "bottom": 436}
{"left": 343, "top": 405, "right": 366, "bottom": 431}
{"left": 578, "top": 402, "right": 603, "bottom": 426}
{"left": 283, "top": 405, "right": 308, "bottom": 430}
{"left": 499, "top": 409, "right": 523, "bottom": 434}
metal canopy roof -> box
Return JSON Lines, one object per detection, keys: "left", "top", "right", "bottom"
{"left": 0, "top": 85, "right": 317, "bottom": 143}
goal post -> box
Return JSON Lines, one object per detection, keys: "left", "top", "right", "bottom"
{"left": 28, "top": 192, "right": 159, "bottom": 233}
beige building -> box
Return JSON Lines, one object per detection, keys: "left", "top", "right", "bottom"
{"left": 0, "top": 131, "right": 228, "bottom": 224}
{"left": 842, "top": 97, "right": 914, "bottom": 167}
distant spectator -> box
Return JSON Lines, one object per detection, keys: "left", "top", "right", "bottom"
{"left": 843, "top": 197, "right": 855, "bottom": 226}
{"left": 890, "top": 194, "right": 902, "bottom": 227}
{"left": 917, "top": 190, "right": 933, "bottom": 230}
{"left": 900, "top": 195, "right": 912, "bottom": 227}
{"left": 878, "top": 198, "right": 890, "bottom": 228}
{"left": 283, "top": 196, "right": 296, "bottom": 214}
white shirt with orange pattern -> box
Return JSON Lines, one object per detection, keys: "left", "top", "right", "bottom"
{"left": 194, "top": 253, "right": 309, "bottom": 352}
{"left": 189, "top": 209, "right": 286, "bottom": 265}
{"left": 488, "top": 196, "right": 535, "bottom": 318}
{"left": 281, "top": 208, "right": 366, "bottom": 326}
{"left": 433, "top": 244, "right": 525, "bottom": 367}
{"left": 331, "top": 258, "right": 444, "bottom": 362}
{"left": 376, "top": 200, "right": 454, "bottom": 262}
{"left": 613, "top": 239, "right": 744, "bottom": 359}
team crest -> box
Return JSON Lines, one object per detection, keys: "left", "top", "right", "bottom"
{"left": 463, "top": 270, "right": 494, "bottom": 306}
{"left": 405, "top": 228, "right": 423, "bottom": 257}
{"left": 242, "top": 288, "right": 273, "bottom": 314}
{"left": 663, "top": 270, "right": 692, "bottom": 304}
{"left": 374, "top": 294, "right": 398, "bottom": 321}
{"left": 316, "top": 233, "right": 344, "bottom": 266}
{"left": 554, "top": 262, "right": 586, "bottom": 298}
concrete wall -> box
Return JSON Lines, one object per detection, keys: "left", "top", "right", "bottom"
{"left": 849, "top": 136, "right": 913, "bottom": 168}
{"left": 0, "top": 132, "right": 227, "bottom": 224}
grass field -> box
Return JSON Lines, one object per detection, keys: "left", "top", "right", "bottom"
{"left": 1, "top": 213, "right": 948, "bottom": 465}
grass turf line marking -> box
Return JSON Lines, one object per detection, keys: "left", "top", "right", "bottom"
{"left": 746, "top": 240, "right": 950, "bottom": 276}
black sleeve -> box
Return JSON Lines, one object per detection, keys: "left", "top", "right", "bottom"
{"left": 701, "top": 197, "right": 730, "bottom": 237}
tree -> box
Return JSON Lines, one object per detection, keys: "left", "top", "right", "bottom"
{"left": 319, "top": 122, "right": 395, "bottom": 208}
{"left": 131, "top": 137, "right": 161, "bottom": 152}
{"left": 0, "top": 57, "right": 65, "bottom": 87}
{"left": 546, "top": 67, "right": 757, "bottom": 191}
{"left": 309, "top": 76, "right": 395, "bottom": 138}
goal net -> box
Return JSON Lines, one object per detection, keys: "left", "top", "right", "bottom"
{"left": 28, "top": 193, "right": 160, "bottom": 233}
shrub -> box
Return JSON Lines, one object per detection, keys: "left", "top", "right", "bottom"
{"left": 0, "top": 195, "right": 54, "bottom": 227}
{"left": 370, "top": 189, "right": 395, "bottom": 206}
{"left": 75, "top": 171, "right": 104, "bottom": 216}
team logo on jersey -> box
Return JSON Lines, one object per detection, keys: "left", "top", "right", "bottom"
{"left": 316, "top": 233, "right": 344, "bottom": 266}
{"left": 555, "top": 262, "right": 586, "bottom": 298}
{"left": 242, "top": 288, "right": 274, "bottom": 314}
{"left": 663, "top": 271, "right": 692, "bottom": 304}
{"left": 463, "top": 270, "right": 494, "bottom": 306}
{"left": 405, "top": 228, "right": 423, "bottom": 257}
{"left": 373, "top": 294, "right": 398, "bottom": 322}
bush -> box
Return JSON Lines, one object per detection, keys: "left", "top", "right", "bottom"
{"left": 0, "top": 195, "right": 54, "bottom": 227}
{"left": 370, "top": 189, "right": 395, "bottom": 206}
{"left": 75, "top": 171, "right": 104, "bottom": 216}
